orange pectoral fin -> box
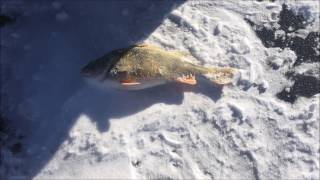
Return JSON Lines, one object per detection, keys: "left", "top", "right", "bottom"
{"left": 176, "top": 75, "right": 197, "bottom": 85}
{"left": 121, "top": 79, "right": 140, "bottom": 86}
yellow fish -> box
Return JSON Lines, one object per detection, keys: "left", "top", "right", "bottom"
{"left": 81, "top": 44, "right": 237, "bottom": 90}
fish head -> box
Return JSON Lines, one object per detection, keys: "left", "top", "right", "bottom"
{"left": 81, "top": 59, "right": 107, "bottom": 80}
{"left": 81, "top": 49, "right": 127, "bottom": 82}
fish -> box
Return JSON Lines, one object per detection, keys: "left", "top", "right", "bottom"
{"left": 81, "top": 43, "right": 238, "bottom": 90}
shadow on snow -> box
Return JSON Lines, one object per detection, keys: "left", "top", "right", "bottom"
{"left": 1, "top": 0, "right": 221, "bottom": 178}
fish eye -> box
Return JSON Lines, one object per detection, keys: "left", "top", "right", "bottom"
{"left": 109, "top": 68, "right": 118, "bottom": 76}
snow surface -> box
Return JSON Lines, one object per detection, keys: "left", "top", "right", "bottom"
{"left": 1, "top": 0, "right": 319, "bottom": 179}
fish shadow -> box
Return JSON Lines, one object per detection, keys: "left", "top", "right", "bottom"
{"left": 79, "top": 79, "right": 222, "bottom": 132}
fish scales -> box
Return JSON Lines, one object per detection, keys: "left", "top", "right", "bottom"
{"left": 117, "top": 45, "right": 205, "bottom": 81}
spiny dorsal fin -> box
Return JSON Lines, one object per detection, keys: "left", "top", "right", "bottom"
{"left": 135, "top": 43, "right": 149, "bottom": 47}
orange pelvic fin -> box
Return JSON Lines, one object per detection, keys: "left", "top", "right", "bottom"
{"left": 121, "top": 79, "right": 140, "bottom": 86}
{"left": 176, "top": 75, "right": 197, "bottom": 85}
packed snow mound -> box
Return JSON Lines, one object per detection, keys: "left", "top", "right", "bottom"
{"left": 1, "top": 0, "right": 319, "bottom": 180}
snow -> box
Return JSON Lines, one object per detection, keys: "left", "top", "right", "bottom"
{"left": 55, "top": 11, "right": 68, "bottom": 21}
{"left": 1, "top": 0, "right": 319, "bottom": 179}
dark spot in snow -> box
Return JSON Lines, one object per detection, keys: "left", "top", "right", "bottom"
{"left": 257, "top": 84, "right": 267, "bottom": 94}
{"left": 256, "top": 0, "right": 276, "bottom": 2}
{"left": 0, "top": 15, "right": 15, "bottom": 27}
{"left": 245, "top": 4, "right": 318, "bottom": 65}
{"left": 291, "top": 75, "right": 320, "bottom": 98}
{"left": 240, "top": 150, "right": 260, "bottom": 180}
{"left": 0, "top": 116, "right": 9, "bottom": 133}
{"left": 172, "top": 149, "right": 177, "bottom": 153}
{"left": 245, "top": 3, "right": 320, "bottom": 103}
{"left": 286, "top": 132, "right": 294, "bottom": 138}
{"left": 277, "top": 75, "right": 320, "bottom": 103}
{"left": 1, "top": 115, "right": 11, "bottom": 145}
{"left": 247, "top": 133, "right": 255, "bottom": 139}
{"left": 150, "top": 136, "right": 156, "bottom": 142}
{"left": 18, "top": 134, "right": 24, "bottom": 140}
{"left": 229, "top": 105, "right": 243, "bottom": 123}
{"left": 276, "top": 88, "right": 297, "bottom": 103}
{"left": 278, "top": 5, "right": 308, "bottom": 33}
{"left": 203, "top": 170, "right": 214, "bottom": 179}
{"left": 63, "top": 152, "right": 73, "bottom": 160}
{"left": 252, "top": 83, "right": 267, "bottom": 94}
{"left": 10, "top": 142, "right": 22, "bottom": 155}
{"left": 131, "top": 160, "right": 141, "bottom": 167}
{"left": 245, "top": 19, "right": 278, "bottom": 48}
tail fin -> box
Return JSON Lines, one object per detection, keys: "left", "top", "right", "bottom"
{"left": 204, "top": 67, "right": 238, "bottom": 85}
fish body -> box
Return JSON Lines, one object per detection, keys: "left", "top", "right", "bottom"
{"left": 81, "top": 44, "right": 237, "bottom": 90}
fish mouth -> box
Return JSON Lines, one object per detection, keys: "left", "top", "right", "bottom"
{"left": 81, "top": 67, "right": 110, "bottom": 82}
{"left": 80, "top": 67, "right": 92, "bottom": 77}
{"left": 81, "top": 50, "right": 122, "bottom": 78}
{"left": 80, "top": 64, "right": 101, "bottom": 78}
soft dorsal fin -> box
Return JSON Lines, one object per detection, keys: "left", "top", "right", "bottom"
{"left": 134, "top": 43, "right": 191, "bottom": 57}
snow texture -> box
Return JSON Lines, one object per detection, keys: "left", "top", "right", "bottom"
{"left": 1, "top": 0, "right": 319, "bottom": 179}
